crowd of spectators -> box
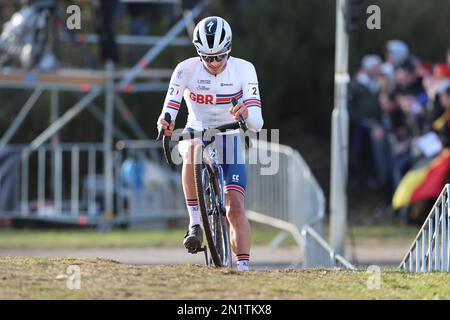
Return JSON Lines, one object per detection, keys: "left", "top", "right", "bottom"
{"left": 349, "top": 40, "right": 450, "bottom": 221}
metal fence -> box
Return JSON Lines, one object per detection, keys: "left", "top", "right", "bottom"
{"left": 246, "top": 140, "right": 325, "bottom": 231}
{"left": 0, "top": 142, "right": 186, "bottom": 228}
{"left": 1, "top": 138, "right": 324, "bottom": 224}
{"left": 245, "top": 139, "right": 334, "bottom": 268}
{"left": 302, "top": 225, "right": 355, "bottom": 269}
{"left": 114, "top": 140, "right": 186, "bottom": 228}
{"left": 399, "top": 184, "right": 450, "bottom": 272}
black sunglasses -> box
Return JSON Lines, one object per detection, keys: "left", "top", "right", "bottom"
{"left": 200, "top": 53, "right": 228, "bottom": 63}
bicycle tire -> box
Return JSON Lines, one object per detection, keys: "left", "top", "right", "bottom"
{"left": 193, "top": 143, "right": 231, "bottom": 267}
{"left": 212, "top": 207, "right": 232, "bottom": 268}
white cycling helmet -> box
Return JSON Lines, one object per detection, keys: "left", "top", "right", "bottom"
{"left": 192, "top": 16, "right": 232, "bottom": 55}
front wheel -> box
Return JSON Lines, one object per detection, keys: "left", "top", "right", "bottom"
{"left": 193, "top": 143, "right": 231, "bottom": 268}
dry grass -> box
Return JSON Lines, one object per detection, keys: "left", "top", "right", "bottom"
{"left": 1, "top": 257, "right": 450, "bottom": 299}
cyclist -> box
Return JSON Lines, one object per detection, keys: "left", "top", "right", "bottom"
{"left": 156, "top": 16, "right": 263, "bottom": 271}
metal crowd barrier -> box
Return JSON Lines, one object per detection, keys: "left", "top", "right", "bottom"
{"left": 399, "top": 184, "right": 450, "bottom": 272}
{"left": 0, "top": 142, "right": 186, "bottom": 228}
{"left": 302, "top": 225, "right": 355, "bottom": 269}
{"left": 13, "top": 143, "right": 109, "bottom": 225}
{"left": 245, "top": 139, "right": 330, "bottom": 267}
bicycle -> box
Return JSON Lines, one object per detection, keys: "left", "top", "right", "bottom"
{"left": 157, "top": 98, "right": 249, "bottom": 267}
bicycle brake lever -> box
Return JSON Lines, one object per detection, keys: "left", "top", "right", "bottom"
{"left": 156, "top": 112, "right": 171, "bottom": 141}
{"left": 231, "top": 97, "right": 248, "bottom": 132}
{"left": 231, "top": 98, "right": 251, "bottom": 148}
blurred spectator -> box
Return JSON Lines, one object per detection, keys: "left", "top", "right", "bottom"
{"left": 434, "top": 86, "right": 450, "bottom": 147}
{"left": 371, "top": 91, "right": 407, "bottom": 203}
{"left": 447, "top": 47, "right": 450, "bottom": 67}
{"left": 381, "top": 39, "right": 410, "bottom": 88}
{"left": 395, "top": 58, "right": 427, "bottom": 135}
{"left": 353, "top": 43, "right": 450, "bottom": 224}
{"left": 386, "top": 40, "right": 410, "bottom": 66}
{"left": 349, "top": 54, "right": 383, "bottom": 188}
{"left": 423, "top": 63, "right": 450, "bottom": 131}
{"left": 95, "top": 0, "right": 119, "bottom": 65}
{"left": 395, "top": 59, "right": 423, "bottom": 94}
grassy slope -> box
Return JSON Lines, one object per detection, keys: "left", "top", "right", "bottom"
{"left": 1, "top": 257, "right": 449, "bottom": 299}
{"left": 0, "top": 224, "right": 419, "bottom": 249}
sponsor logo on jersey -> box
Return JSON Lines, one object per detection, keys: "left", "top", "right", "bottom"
{"left": 197, "top": 80, "right": 211, "bottom": 84}
{"left": 220, "top": 83, "right": 233, "bottom": 87}
{"left": 197, "top": 85, "right": 210, "bottom": 91}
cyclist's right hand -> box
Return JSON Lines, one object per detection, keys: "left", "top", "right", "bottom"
{"left": 157, "top": 116, "right": 175, "bottom": 136}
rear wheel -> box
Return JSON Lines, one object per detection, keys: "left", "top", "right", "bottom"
{"left": 193, "top": 143, "right": 231, "bottom": 268}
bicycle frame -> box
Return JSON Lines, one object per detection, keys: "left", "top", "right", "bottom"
{"left": 202, "top": 140, "right": 226, "bottom": 216}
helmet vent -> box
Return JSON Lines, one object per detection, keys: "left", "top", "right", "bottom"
{"left": 206, "top": 34, "right": 215, "bottom": 49}
{"left": 220, "top": 29, "right": 225, "bottom": 44}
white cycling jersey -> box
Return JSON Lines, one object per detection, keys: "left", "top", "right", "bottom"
{"left": 160, "top": 56, "right": 264, "bottom": 132}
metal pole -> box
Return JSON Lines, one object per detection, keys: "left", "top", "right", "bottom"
{"left": 71, "top": 146, "right": 79, "bottom": 216}
{"left": 21, "top": 150, "right": 29, "bottom": 215}
{"left": 88, "top": 147, "right": 96, "bottom": 215}
{"left": 59, "top": 33, "right": 192, "bottom": 46}
{"left": 435, "top": 206, "right": 440, "bottom": 271}
{"left": 114, "top": 94, "right": 148, "bottom": 139}
{"left": 104, "top": 61, "right": 115, "bottom": 221}
{"left": 330, "top": 0, "right": 350, "bottom": 255}
{"left": 421, "top": 230, "right": 426, "bottom": 272}
{"left": 442, "top": 194, "right": 448, "bottom": 271}
{"left": 415, "top": 240, "right": 420, "bottom": 273}
{"left": 51, "top": 89, "right": 59, "bottom": 213}
{"left": 447, "top": 185, "right": 450, "bottom": 271}
{"left": 50, "top": 90, "right": 60, "bottom": 145}
{"left": 29, "top": 88, "right": 102, "bottom": 151}
{"left": 0, "top": 88, "right": 42, "bottom": 146}
{"left": 54, "top": 145, "right": 62, "bottom": 214}
{"left": 38, "top": 148, "right": 46, "bottom": 207}
{"left": 428, "top": 219, "right": 433, "bottom": 272}
{"left": 87, "top": 103, "right": 130, "bottom": 140}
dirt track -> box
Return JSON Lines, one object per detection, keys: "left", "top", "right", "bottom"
{"left": 0, "top": 242, "right": 409, "bottom": 269}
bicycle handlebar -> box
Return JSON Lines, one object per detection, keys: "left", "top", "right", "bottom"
{"left": 157, "top": 98, "right": 251, "bottom": 166}
{"left": 156, "top": 112, "right": 173, "bottom": 166}
{"left": 156, "top": 112, "right": 171, "bottom": 141}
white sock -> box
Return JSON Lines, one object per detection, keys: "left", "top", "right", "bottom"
{"left": 236, "top": 254, "right": 250, "bottom": 271}
{"left": 186, "top": 199, "right": 201, "bottom": 228}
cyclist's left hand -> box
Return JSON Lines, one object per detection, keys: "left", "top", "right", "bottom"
{"left": 229, "top": 102, "right": 248, "bottom": 121}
